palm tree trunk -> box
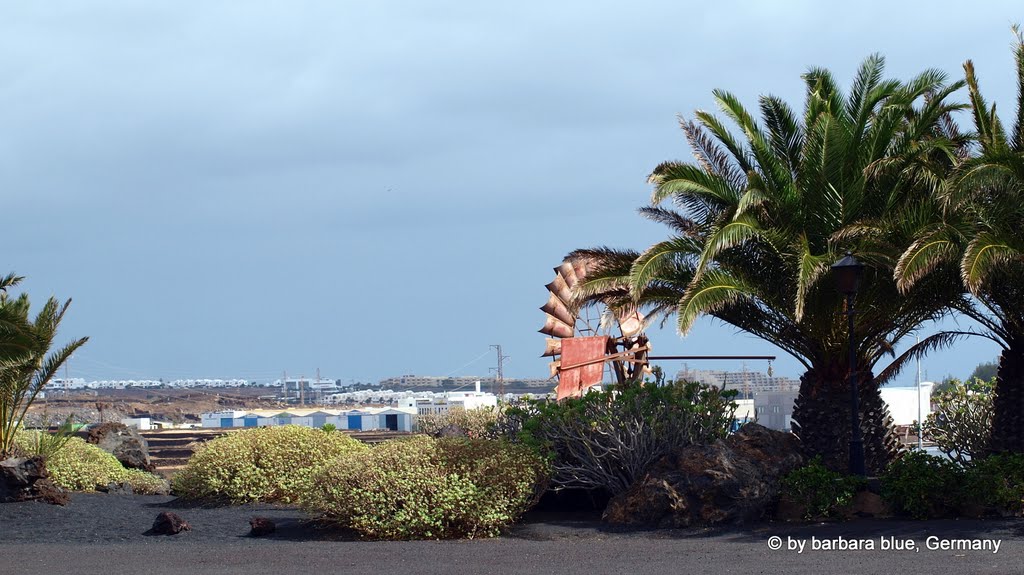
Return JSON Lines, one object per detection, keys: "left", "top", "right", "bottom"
{"left": 990, "top": 345, "right": 1024, "bottom": 453}
{"left": 791, "top": 360, "right": 900, "bottom": 475}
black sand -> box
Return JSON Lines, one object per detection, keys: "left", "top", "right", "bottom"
{"left": 1, "top": 494, "right": 1023, "bottom": 575}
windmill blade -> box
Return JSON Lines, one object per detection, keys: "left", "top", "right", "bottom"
{"left": 541, "top": 338, "right": 562, "bottom": 358}
{"left": 548, "top": 359, "right": 561, "bottom": 378}
{"left": 539, "top": 315, "right": 574, "bottom": 339}
{"left": 555, "top": 261, "right": 578, "bottom": 287}
{"left": 541, "top": 293, "right": 575, "bottom": 326}
{"left": 545, "top": 276, "right": 573, "bottom": 306}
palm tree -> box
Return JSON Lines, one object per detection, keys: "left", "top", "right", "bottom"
{"left": 0, "top": 275, "right": 88, "bottom": 457}
{"left": 896, "top": 34, "right": 1024, "bottom": 454}
{"left": 572, "top": 56, "right": 969, "bottom": 473}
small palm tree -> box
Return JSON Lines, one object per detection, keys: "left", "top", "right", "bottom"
{"left": 896, "top": 33, "right": 1024, "bottom": 453}
{"left": 0, "top": 275, "right": 88, "bottom": 457}
{"left": 573, "top": 56, "right": 968, "bottom": 473}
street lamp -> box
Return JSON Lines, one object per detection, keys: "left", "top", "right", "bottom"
{"left": 832, "top": 251, "right": 867, "bottom": 476}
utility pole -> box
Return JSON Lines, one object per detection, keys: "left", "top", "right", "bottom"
{"left": 489, "top": 345, "right": 510, "bottom": 397}
{"left": 917, "top": 334, "right": 923, "bottom": 450}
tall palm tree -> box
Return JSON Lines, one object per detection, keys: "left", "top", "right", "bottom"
{"left": 896, "top": 34, "right": 1024, "bottom": 454}
{"left": 572, "top": 56, "right": 969, "bottom": 473}
{"left": 0, "top": 275, "right": 88, "bottom": 457}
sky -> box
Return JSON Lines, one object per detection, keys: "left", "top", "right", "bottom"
{"left": 3, "top": 1, "right": 1020, "bottom": 385}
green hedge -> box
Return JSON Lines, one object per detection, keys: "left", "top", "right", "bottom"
{"left": 882, "top": 450, "right": 963, "bottom": 519}
{"left": 302, "top": 435, "right": 549, "bottom": 539}
{"left": 172, "top": 425, "right": 367, "bottom": 503}
{"left": 19, "top": 435, "right": 167, "bottom": 493}
{"left": 780, "top": 456, "right": 865, "bottom": 519}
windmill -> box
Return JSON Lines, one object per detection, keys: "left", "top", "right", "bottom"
{"left": 539, "top": 258, "right": 651, "bottom": 399}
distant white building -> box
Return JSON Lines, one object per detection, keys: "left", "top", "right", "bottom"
{"left": 677, "top": 368, "right": 799, "bottom": 395}
{"left": 50, "top": 378, "right": 88, "bottom": 390}
{"left": 200, "top": 406, "right": 417, "bottom": 432}
{"left": 397, "top": 381, "right": 498, "bottom": 415}
{"left": 734, "top": 398, "right": 755, "bottom": 424}
{"left": 880, "top": 383, "right": 935, "bottom": 426}
{"left": 121, "top": 417, "right": 154, "bottom": 431}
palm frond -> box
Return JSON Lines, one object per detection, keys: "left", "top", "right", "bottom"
{"left": 875, "top": 331, "right": 997, "bottom": 386}
{"left": 962, "top": 233, "right": 1021, "bottom": 294}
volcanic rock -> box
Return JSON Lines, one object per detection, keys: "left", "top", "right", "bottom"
{"left": 249, "top": 517, "right": 276, "bottom": 537}
{"left": 100, "top": 482, "right": 134, "bottom": 495}
{"left": 150, "top": 512, "right": 191, "bottom": 535}
{"left": 33, "top": 478, "right": 70, "bottom": 506}
{"left": 86, "top": 422, "right": 154, "bottom": 471}
{"left": 603, "top": 423, "right": 805, "bottom": 527}
{"left": 0, "top": 456, "right": 49, "bottom": 503}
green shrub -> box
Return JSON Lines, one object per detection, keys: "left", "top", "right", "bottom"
{"left": 25, "top": 435, "right": 165, "bottom": 493}
{"left": 120, "top": 468, "right": 171, "bottom": 494}
{"left": 415, "top": 406, "right": 501, "bottom": 439}
{"left": 16, "top": 418, "right": 76, "bottom": 459}
{"left": 171, "top": 425, "right": 367, "bottom": 503}
{"left": 780, "top": 456, "right": 865, "bottom": 519}
{"left": 924, "top": 377, "right": 993, "bottom": 466}
{"left": 882, "top": 450, "right": 964, "bottom": 519}
{"left": 511, "top": 380, "right": 736, "bottom": 494}
{"left": 962, "top": 453, "right": 1024, "bottom": 515}
{"left": 303, "top": 435, "right": 549, "bottom": 539}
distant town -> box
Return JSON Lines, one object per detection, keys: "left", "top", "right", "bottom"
{"left": 49, "top": 369, "right": 796, "bottom": 396}
{"left": 46, "top": 369, "right": 805, "bottom": 418}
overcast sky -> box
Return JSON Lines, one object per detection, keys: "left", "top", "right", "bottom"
{"left": 3, "top": 2, "right": 1019, "bottom": 385}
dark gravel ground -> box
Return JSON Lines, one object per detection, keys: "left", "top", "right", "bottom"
{"left": 2, "top": 494, "right": 1024, "bottom": 575}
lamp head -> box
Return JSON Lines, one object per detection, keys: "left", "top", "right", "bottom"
{"left": 831, "top": 251, "right": 864, "bottom": 295}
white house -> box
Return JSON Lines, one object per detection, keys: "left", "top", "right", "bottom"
{"left": 880, "top": 383, "right": 935, "bottom": 426}
{"left": 199, "top": 407, "right": 416, "bottom": 432}
{"left": 398, "top": 381, "right": 498, "bottom": 415}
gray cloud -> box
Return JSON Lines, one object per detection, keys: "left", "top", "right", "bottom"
{"left": 2, "top": 1, "right": 1018, "bottom": 382}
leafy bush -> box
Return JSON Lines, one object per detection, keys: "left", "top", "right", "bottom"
{"left": 511, "top": 380, "right": 736, "bottom": 494}
{"left": 172, "top": 425, "right": 367, "bottom": 503}
{"left": 120, "top": 468, "right": 171, "bottom": 494}
{"left": 415, "top": 406, "right": 501, "bottom": 439}
{"left": 962, "top": 453, "right": 1024, "bottom": 515}
{"left": 780, "top": 457, "right": 865, "bottom": 519}
{"left": 15, "top": 418, "right": 75, "bottom": 459}
{"left": 924, "top": 377, "right": 993, "bottom": 466}
{"left": 881, "top": 450, "right": 964, "bottom": 519}
{"left": 303, "top": 435, "right": 549, "bottom": 539}
{"left": 23, "top": 435, "right": 166, "bottom": 493}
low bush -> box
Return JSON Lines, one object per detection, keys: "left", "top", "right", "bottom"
{"left": 511, "top": 380, "right": 736, "bottom": 494}
{"left": 415, "top": 407, "right": 501, "bottom": 439}
{"left": 780, "top": 456, "right": 865, "bottom": 520}
{"left": 303, "top": 435, "right": 549, "bottom": 539}
{"left": 22, "top": 435, "right": 166, "bottom": 493}
{"left": 16, "top": 418, "right": 76, "bottom": 459}
{"left": 962, "top": 453, "right": 1024, "bottom": 515}
{"left": 172, "top": 425, "right": 367, "bottom": 503}
{"left": 881, "top": 450, "right": 964, "bottom": 519}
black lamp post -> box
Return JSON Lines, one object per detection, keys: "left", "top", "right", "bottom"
{"left": 831, "top": 251, "right": 866, "bottom": 477}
